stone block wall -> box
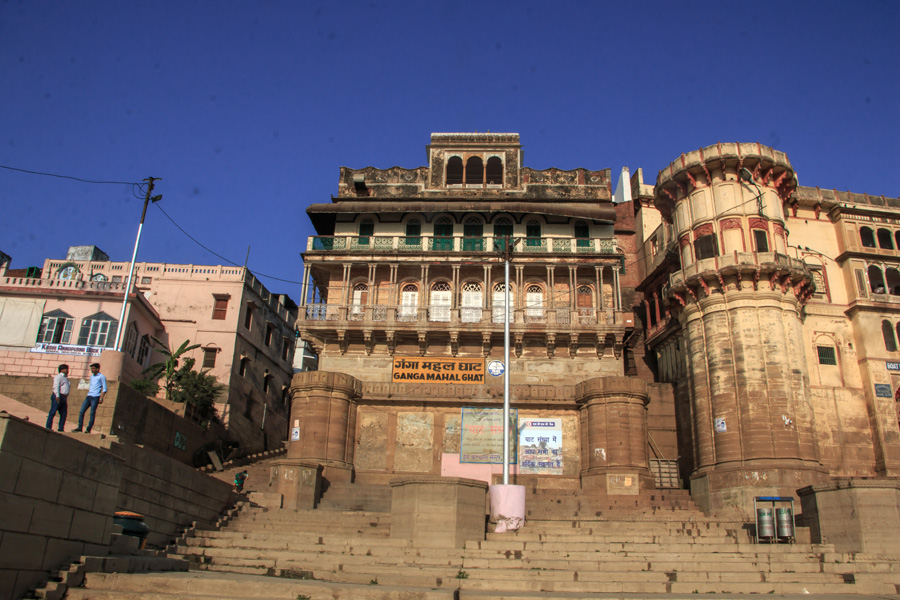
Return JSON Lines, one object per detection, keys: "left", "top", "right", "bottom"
{"left": 78, "top": 436, "right": 236, "bottom": 549}
{"left": 799, "top": 479, "right": 900, "bottom": 554}
{"left": 0, "top": 414, "right": 121, "bottom": 600}
{"left": 0, "top": 413, "right": 236, "bottom": 599}
{"left": 0, "top": 374, "right": 232, "bottom": 467}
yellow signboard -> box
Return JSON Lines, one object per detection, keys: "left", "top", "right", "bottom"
{"left": 391, "top": 357, "right": 485, "bottom": 384}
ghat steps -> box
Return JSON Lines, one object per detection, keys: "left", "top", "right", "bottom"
{"left": 64, "top": 482, "right": 900, "bottom": 599}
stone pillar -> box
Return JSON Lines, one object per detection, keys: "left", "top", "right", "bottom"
{"left": 269, "top": 459, "right": 323, "bottom": 510}
{"left": 576, "top": 377, "right": 654, "bottom": 494}
{"left": 390, "top": 476, "right": 488, "bottom": 548}
{"left": 288, "top": 371, "right": 361, "bottom": 483}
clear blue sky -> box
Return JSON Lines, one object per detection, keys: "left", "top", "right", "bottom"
{"left": 2, "top": 0, "right": 897, "bottom": 299}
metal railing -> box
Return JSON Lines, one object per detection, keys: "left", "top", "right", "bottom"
{"left": 301, "top": 303, "right": 626, "bottom": 327}
{"left": 307, "top": 235, "right": 619, "bottom": 255}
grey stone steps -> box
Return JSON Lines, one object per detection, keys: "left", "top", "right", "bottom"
{"left": 177, "top": 546, "right": 465, "bottom": 568}
{"left": 456, "top": 577, "right": 895, "bottom": 595}
{"left": 67, "top": 570, "right": 455, "bottom": 599}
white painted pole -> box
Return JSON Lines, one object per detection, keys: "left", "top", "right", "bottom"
{"left": 503, "top": 252, "right": 511, "bottom": 485}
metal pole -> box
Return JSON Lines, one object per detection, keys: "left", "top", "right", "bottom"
{"left": 114, "top": 177, "right": 159, "bottom": 351}
{"left": 503, "top": 250, "right": 511, "bottom": 485}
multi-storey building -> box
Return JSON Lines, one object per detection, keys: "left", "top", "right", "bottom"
{"left": 0, "top": 246, "right": 298, "bottom": 452}
{"left": 289, "top": 132, "right": 673, "bottom": 494}
{"left": 286, "top": 134, "right": 900, "bottom": 522}
{"left": 635, "top": 142, "right": 900, "bottom": 513}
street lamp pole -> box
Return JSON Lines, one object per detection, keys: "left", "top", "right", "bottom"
{"left": 500, "top": 235, "right": 519, "bottom": 485}
{"left": 114, "top": 177, "right": 161, "bottom": 351}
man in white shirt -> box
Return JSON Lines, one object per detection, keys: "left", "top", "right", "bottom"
{"left": 45, "top": 364, "right": 70, "bottom": 432}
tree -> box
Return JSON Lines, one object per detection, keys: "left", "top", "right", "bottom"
{"left": 130, "top": 337, "right": 224, "bottom": 427}
{"left": 142, "top": 337, "right": 200, "bottom": 400}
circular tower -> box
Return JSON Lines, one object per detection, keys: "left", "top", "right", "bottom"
{"left": 655, "top": 143, "right": 827, "bottom": 513}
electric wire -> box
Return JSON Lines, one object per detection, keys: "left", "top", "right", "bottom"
{"left": 153, "top": 203, "right": 303, "bottom": 285}
{"left": 0, "top": 163, "right": 140, "bottom": 185}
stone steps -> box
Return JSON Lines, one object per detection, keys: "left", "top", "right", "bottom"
{"left": 85, "top": 503, "right": 899, "bottom": 598}
{"left": 66, "top": 570, "right": 455, "bottom": 599}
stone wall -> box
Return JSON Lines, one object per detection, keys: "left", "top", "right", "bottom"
{"left": 0, "top": 413, "right": 235, "bottom": 599}
{"left": 0, "top": 374, "right": 231, "bottom": 466}
{"left": 0, "top": 414, "right": 120, "bottom": 599}
{"left": 78, "top": 435, "right": 236, "bottom": 549}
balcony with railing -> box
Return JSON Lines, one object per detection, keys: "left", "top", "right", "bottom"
{"left": 306, "top": 235, "right": 619, "bottom": 255}
{"left": 299, "top": 303, "right": 632, "bottom": 333}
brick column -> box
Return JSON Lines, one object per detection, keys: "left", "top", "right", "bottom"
{"left": 287, "top": 371, "right": 361, "bottom": 483}
{"left": 576, "top": 377, "right": 654, "bottom": 494}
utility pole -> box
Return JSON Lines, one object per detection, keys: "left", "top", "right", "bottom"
{"left": 114, "top": 177, "right": 161, "bottom": 351}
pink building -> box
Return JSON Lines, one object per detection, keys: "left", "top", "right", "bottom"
{"left": 0, "top": 246, "right": 298, "bottom": 452}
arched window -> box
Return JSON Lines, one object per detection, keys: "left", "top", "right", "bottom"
{"left": 525, "top": 284, "right": 545, "bottom": 322}
{"left": 461, "top": 282, "right": 483, "bottom": 323}
{"left": 526, "top": 219, "right": 542, "bottom": 247}
{"left": 463, "top": 216, "right": 484, "bottom": 251}
{"left": 486, "top": 156, "right": 503, "bottom": 185}
{"left": 887, "top": 268, "right": 900, "bottom": 295}
{"left": 124, "top": 322, "right": 139, "bottom": 358}
{"left": 446, "top": 156, "right": 463, "bottom": 185}
{"left": 577, "top": 285, "right": 593, "bottom": 309}
{"left": 433, "top": 217, "right": 453, "bottom": 251}
{"left": 404, "top": 219, "right": 421, "bottom": 246}
{"left": 358, "top": 218, "right": 374, "bottom": 246}
{"left": 465, "top": 156, "right": 483, "bottom": 184}
{"left": 137, "top": 335, "right": 151, "bottom": 367}
{"left": 753, "top": 229, "right": 769, "bottom": 253}
{"left": 878, "top": 228, "right": 894, "bottom": 249}
{"left": 399, "top": 283, "right": 418, "bottom": 321}
{"left": 37, "top": 309, "right": 74, "bottom": 344}
{"left": 574, "top": 220, "right": 590, "bottom": 248}
{"left": 894, "top": 230, "right": 900, "bottom": 250}
{"left": 429, "top": 282, "right": 451, "bottom": 322}
{"left": 494, "top": 217, "right": 513, "bottom": 250}
{"left": 77, "top": 312, "right": 118, "bottom": 348}
{"left": 350, "top": 283, "right": 368, "bottom": 318}
{"left": 695, "top": 234, "right": 719, "bottom": 260}
{"left": 576, "top": 285, "right": 594, "bottom": 324}
{"left": 492, "top": 282, "right": 510, "bottom": 323}
{"left": 869, "top": 265, "right": 887, "bottom": 293}
{"left": 861, "top": 227, "right": 876, "bottom": 248}
{"left": 884, "top": 320, "right": 898, "bottom": 352}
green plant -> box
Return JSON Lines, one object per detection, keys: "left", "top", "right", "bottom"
{"left": 369, "top": 578, "right": 378, "bottom": 585}
{"left": 127, "top": 377, "right": 160, "bottom": 397}
{"left": 456, "top": 570, "right": 469, "bottom": 579}
{"left": 297, "top": 595, "right": 310, "bottom": 600}
{"left": 142, "top": 337, "right": 201, "bottom": 400}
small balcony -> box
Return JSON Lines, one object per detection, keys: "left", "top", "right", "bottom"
{"left": 306, "top": 235, "right": 619, "bottom": 256}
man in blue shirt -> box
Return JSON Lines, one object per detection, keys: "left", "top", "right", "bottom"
{"left": 73, "top": 362, "right": 107, "bottom": 433}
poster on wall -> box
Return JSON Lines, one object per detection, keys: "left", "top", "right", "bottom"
{"left": 392, "top": 357, "right": 484, "bottom": 383}
{"left": 459, "top": 407, "right": 518, "bottom": 464}
{"left": 519, "top": 418, "right": 563, "bottom": 474}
